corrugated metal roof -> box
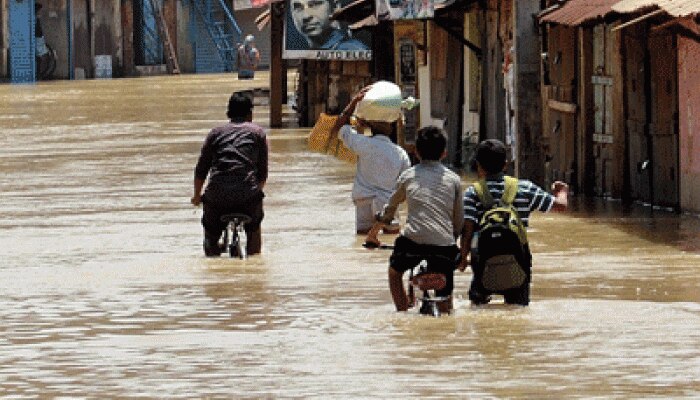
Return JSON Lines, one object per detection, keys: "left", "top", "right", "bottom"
{"left": 612, "top": 0, "right": 700, "bottom": 17}
{"left": 540, "top": 0, "right": 621, "bottom": 26}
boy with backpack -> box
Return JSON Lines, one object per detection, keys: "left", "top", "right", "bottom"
{"left": 365, "top": 126, "right": 464, "bottom": 314}
{"left": 460, "top": 139, "right": 568, "bottom": 306}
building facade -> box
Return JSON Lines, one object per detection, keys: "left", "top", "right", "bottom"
{"left": 0, "top": 0, "right": 271, "bottom": 81}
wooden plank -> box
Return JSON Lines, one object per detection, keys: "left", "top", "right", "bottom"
{"left": 612, "top": 22, "right": 626, "bottom": 199}
{"left": 548, "top": 99, "right": 577, "bottom": 113}
{"left": 591, "top": 75, "right": 613, "bottom": 86}
{"left": 269, "top": 1, "right": 284, "bottom": 127}
{"left": 430, "top": 21, "right": 447, "bottom": 80}
{"left": 121, "top": 0, "right": 135, "bottom": 76}
{"left": 593, "top": 133, "right": 614, "bottom": 144}
{"left": 604, "top": 84, "right": 613, "bottom": 135}
{"left": 149, "top": 0, "right": 179, "bottom": 74}
{"left": 578, "top": 26, "right": 596, "bottom": 195}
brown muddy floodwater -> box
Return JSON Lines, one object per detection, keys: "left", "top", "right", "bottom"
{"left": 0, "top": 72, "right": 699, "bottom": 399}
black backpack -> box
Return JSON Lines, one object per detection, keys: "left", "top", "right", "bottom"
{"left": 473, "top": 176, "right": 530, "bottom": 292}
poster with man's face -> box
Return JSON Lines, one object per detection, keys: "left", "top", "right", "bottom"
{"left": 284, "top": 0, "right": 372, "bottom": 60}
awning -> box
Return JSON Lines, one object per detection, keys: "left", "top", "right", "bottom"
{"left": 539, "top": 0, "right": 621, "bottom": 26}
{"left": 611, "top": 0, "right": 700, "bottom": 31}
{"left": 612, "top": 0, "right": 700, "bottom": 17}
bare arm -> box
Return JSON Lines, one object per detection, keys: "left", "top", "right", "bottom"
{"left": 458, "top": 220, "right": 475, "bottom": 271}
{"left": 192, "top": 133, "right": 214, "bottom": 206}
{"left": 191, "top": 178, "right": 205, "bottom": 206}
{"left": 330, "top": 85, "right": 372, "bottom": 139}
{"left": 364, "top": 179, "right": 407, "bottom": 246}
{"left": 253, "top": 48, "right": 260, "bottom": 69}
{"left": 364, "top": 221, "right": 385, "bottom": 247}
{"left": 550, "top": 181, "right": 569, "bottom": 212}
{"left": 257, "top": 133, "right": 269, "bottom": 190}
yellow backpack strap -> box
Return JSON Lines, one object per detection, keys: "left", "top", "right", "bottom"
{"left": 473, "top": 179, "right": 494, "bottom": 209}
{"left": 501, "top": 176, "right": 519, "bottom": 206}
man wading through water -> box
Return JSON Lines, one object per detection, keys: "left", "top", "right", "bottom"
{"left": 191, "top": 91, "right": 269, "bottom": 256}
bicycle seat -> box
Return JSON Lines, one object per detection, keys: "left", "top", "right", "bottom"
{"left": 220, "top": 213, "right": 252, "bottom": 225}
{"left": 410, "top": 272, "right": 447, "bottom": 291}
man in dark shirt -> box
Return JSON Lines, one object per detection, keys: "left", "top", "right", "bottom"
{"left": 191, "top": 91, "right": 269, "bottom": 256}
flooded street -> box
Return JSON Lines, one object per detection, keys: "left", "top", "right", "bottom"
{"left": 1, "top": 72, "right": 699, "bottom": 398}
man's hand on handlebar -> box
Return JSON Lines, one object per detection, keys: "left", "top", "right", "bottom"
{"left": 363, "top": 221, "right": 385, "bottom": 249}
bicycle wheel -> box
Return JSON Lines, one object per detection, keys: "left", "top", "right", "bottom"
{"left": 229, "top": 241, "right": 239, "bottom": 258}
{"left": 228, "top": 230, "right": 239, "bottom": 258}
{"left": 236, "top": 231, "right": 247, "bottom": 259}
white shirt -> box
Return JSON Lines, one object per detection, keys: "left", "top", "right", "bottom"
{"left": 339, "top": 125, "right": 411, "bottom": 201}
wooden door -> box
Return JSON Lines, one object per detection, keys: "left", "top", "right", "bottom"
{"left": 545, "top": 26, "right": 577, "bottom": 186}
{"left": 649, "top": 33, "right": 678, "bottom": 207}
{"left": 591, "top": 25, "right": 614, "bottom": 197}
{"left": 624, "top": 24, "right": 650, "bottom": 202}
{"left": 72, "top": 0, "right": 92, "bottom": 78}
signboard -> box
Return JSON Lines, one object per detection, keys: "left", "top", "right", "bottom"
{"left": 284, "top": 0, "right": 372, "bottom": 60}
{"left": 377, "top": 0, "right": 434, "bottom": 20}
{"left": 234, "top": 0, "right": 271, "bottom": 10}
{"left": 377, "top": 0, "right": 439, "bottom": 20}
{"left": 399, "top": 40, "right": 416, "bottom": 83}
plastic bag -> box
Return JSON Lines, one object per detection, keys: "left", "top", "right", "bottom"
{"left": 354, "top": 81, "right": 418, "bottom": 122}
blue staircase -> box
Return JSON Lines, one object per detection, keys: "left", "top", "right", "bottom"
{"left": 189, "top": 0, "right": 242, "bottom": 73}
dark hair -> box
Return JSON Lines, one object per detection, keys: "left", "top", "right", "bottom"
{"left": 475, "top": 138, "right": 507, "bottom": 174}
{"left": 415, "top": 126, "right": 447, "bottom": 161}
{"left": 227, "top": 91, "right": 253, "bottom": 120}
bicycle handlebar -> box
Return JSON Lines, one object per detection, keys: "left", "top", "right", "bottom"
{"left": 362, "top": 242, "right": 394, "bottom": 250}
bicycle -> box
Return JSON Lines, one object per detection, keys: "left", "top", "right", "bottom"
{"left": 220, "top": 213, "right": 252, "bottom": 259}
{"left": 407, "top": 258, "right": 450, "bottom": 317}
{"left": 364, "top": 242, "right": 455, "bottom": 317}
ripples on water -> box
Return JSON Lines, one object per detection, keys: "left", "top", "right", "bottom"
{"left": 0, "top": 74, "right": 699, "bottom": 398}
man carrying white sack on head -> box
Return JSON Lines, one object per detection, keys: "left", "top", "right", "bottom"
{"left": 331, "top": 81, "right": 418, "bottom": 234}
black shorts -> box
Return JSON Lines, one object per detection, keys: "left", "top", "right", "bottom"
{"left": 201, "top": 189, "right": 264, "bottom": 239}
{"left": 389, "top": 236, "right": 460, "bottom": 297}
